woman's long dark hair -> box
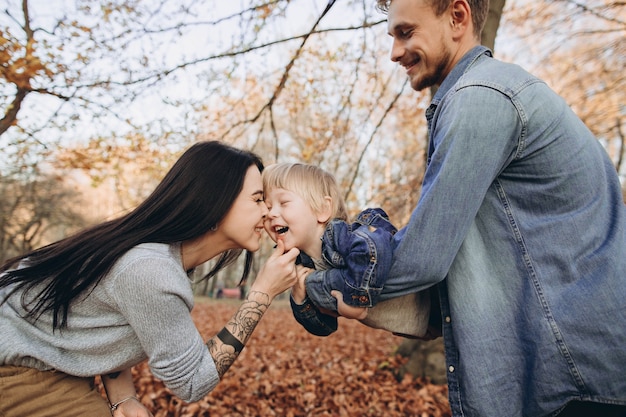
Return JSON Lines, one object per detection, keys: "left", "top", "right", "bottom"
{"left": 0, "top": 141, "right": 264, "bottom": 329}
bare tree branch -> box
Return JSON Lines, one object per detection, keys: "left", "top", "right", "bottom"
{"left": 555, "top": 0, "right": 626, "bottom": 26}
{"left": 345, "top": 77, "right": 409, "bottom": 200}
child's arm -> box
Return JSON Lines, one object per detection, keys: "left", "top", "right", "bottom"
{"left": 290, "top": 296, "right": 338, "bottom": 336}
{"left": 291, "top": 264, "right": 309, "bottom": 304}
{"left": 102, "top": 368, "right": 152, "bottom": 417}
{"left": 306, "top": 209, "right": 396, "bottom": 312}
{"left": 289, "top": 265, "right": 338, "bottom": 336}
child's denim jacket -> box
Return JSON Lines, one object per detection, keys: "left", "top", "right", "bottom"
{"left": 290, "top": 207, "right": 396, "bottom": 336}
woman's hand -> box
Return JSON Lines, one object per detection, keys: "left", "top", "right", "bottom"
{"left": 112, "top": 397, "right": 153, "bottom": 417}
{"left": 103, "top": 369, "right": 152, "bottom": 417}
{"left": 250, "top": 239, "right": 299, "bottom": 301}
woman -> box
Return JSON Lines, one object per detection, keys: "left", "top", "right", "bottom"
{"left": 0, "top": 141, "right": 300, "bottom": 417}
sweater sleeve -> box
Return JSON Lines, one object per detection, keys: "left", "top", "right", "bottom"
{"left": 107, "top": 255, "right": 219, "bottom": 402}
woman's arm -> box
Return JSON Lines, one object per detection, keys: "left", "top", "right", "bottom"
{"left": 205, "top": 290, "right": 270, "bottom": 376}
{"left": 206, "top": 240, "right": 299, "bottom": 377}
{"left": 102, "top": 368, "right": 152, "bottom": 417}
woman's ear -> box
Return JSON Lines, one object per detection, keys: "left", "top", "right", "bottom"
{"left": 317, "top": 196, "right": 333, "bottom": 224}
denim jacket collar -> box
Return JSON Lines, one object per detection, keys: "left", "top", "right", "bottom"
{"left": 425, "top": 46, "right": 492, "bottom": 161}
{"left": 432, "top": 45, "right": 492, "bottom": 106}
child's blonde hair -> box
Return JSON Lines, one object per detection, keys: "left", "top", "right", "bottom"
{"left": 262, "top": 162, "right": 349, "bottom": 222}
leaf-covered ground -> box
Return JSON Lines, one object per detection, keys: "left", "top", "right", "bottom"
{"left": 122, "top": 298, "right": 451, "bottom": 416}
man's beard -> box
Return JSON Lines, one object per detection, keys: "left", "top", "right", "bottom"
{"left": 411, "top": 49, "right": 451, "bottom": 92}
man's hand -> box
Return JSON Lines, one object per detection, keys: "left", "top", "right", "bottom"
{"left": 331, "top": 290, "right": 368, "bottom": 320}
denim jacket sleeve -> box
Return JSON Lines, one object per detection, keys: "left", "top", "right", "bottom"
{"left": 387, "top": 66, "right": 523, "bottom": 291}
{"left": 305, "top": 208, "right": 397, "bottom": 311}
{"left": 289, "top": 295, "right": 338, "bottom": 336}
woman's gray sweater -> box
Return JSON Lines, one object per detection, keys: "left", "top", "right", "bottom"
{"left": 0, "top": 243, "right": 219, "bottom": 402}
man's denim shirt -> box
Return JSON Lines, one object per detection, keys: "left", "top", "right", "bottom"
{"left": 290, "top": 208, "right": 396, "bottom": 336}
{"left": 386, "top": 46, "right": 626, "bottom": 416}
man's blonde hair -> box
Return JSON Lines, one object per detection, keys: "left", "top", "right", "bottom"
{"left": 262, "top": 163, "right": 349, "bottom": 222}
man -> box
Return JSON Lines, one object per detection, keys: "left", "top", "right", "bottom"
{"left": 371, "top": 0, "right": 626, "bottom": 416}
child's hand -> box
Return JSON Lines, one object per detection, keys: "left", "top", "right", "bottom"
{"left": 291, "top": 265, "right": 312, "bottom": 304}
{"left": 331, "top": 290, "right": 369, "bottom": 320}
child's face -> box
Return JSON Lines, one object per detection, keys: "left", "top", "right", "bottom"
{"left": 264, "top": 187, "right": 325, "bottom": 259}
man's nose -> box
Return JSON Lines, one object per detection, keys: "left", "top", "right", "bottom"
{"left": 390, "top": 39, "right": 403, "bottom": 62}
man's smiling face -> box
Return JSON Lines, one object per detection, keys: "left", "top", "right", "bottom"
{"left": 387, "top": 0, "right": 454, "bottom": 91}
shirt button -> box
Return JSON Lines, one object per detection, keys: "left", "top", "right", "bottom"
{"left": 445, "top": 316, "right": 451, "bottom": 323}
{"left": 448, "top": 366, "right": 455, "bottom": 373}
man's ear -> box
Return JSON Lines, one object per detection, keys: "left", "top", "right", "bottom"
{"left": 317, "top": 196, "right": 333, "bottom": 224}
{"left": 450, "top": 0, "right": 472, "bottom": 39}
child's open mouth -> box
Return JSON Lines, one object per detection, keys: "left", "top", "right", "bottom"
{"left": 275, "top": 226, "right": 289, "bottom": 235}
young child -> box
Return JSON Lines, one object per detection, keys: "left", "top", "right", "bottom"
{"left": 262, "top": 162, "right": 431, "bottom": 338}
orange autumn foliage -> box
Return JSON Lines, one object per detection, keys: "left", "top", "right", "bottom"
{"left": 103, "top": 299, "right": 451, "bottom": 417}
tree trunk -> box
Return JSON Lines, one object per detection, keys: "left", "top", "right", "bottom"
{"left": 394, "top": 338, "right": 447, "bottom": 384}
{"left": 482, "top": 0, "right": 506, "bottom": 52}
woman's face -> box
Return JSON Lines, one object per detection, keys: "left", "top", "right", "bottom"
{"left": 218, "top": 165, "right": 268, "bottom": 252}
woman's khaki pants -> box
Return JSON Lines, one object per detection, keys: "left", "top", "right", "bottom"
{"left": 0, "top": 366, "right": 111, "bottom": 417}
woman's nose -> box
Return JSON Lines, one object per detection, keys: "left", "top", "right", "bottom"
{"left": 266, "top": 205, "right": 279, "bottom": 219}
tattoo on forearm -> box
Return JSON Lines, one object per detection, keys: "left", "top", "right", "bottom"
{"left": 207, "top": 291, "right": 270, "bottom": 377}
{"left": 228, "top": 298, "right": 267, "bottom": 338}
{"left": 206, "top": 338, "right": 233, "bottom": 376}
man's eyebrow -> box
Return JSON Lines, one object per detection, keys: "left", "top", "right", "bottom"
{"left": 388, "top": 23, "right": 401, "bottom": 36}
{"left": 389, "top": 22, "right": 411, "bottom": 36}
